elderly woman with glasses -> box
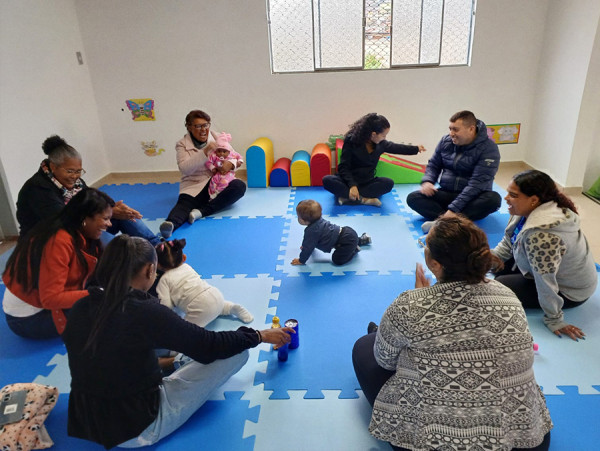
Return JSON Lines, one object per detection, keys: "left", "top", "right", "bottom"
{"left": 159, "top": 110, "right": 246, "bottom": 239}
{"left": 353, "top": 216, "right": 552, "bottom": 451}
{"left": 15, "top": 135, "right": 160, "bottom": 245}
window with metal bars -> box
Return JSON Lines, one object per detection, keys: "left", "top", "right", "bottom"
{"left": 267, "top": 0, "right": 476, "bottom": 73}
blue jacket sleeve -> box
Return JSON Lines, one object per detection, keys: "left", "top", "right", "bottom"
{"left": 421, "top": 141, "right": 444, "bottom": 185}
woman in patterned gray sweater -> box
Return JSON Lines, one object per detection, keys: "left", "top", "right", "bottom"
{"left": 353, "top": 216, "right": 552, "bottom": 451}
{"left": 493, "top": 170, "right": 597, "bottom": 340}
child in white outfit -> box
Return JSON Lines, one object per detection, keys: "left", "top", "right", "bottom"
{"left": 155, "top": 239, "right": 253, "bottom": 327}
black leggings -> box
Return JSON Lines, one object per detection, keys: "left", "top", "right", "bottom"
{"left": 166, "top": 179, "right": 246, "bottom": 230}
{"left": 322, "top": 175, "right": 394, "bottom": 199}
{"left": 494, "top": 259, "right": 585, "bottom": 310}
{"left": 406, "top": 189, "right": 501, "bottom": 221}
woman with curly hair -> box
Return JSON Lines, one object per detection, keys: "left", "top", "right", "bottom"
{"left": 322, "top": 113, "right": 425, "bottom": 206}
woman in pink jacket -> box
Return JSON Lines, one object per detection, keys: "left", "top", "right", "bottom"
{"left": 160, "top": 110, "right": 246, "bottom": 238}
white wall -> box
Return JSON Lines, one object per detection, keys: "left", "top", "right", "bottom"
{"left": 0, "top": 0, "right": 107, "bottom": 211}
{"left": 73, "top": 0, "right": 547, "bottom": 173}
{"left": 7, "top": 0, "right": 598, "bottom": 214}
{"left": 581, "top": 22, "right": 600, "bottom": 191}
{"left": 527, "top": 0, "right": 600, "bottom": 186}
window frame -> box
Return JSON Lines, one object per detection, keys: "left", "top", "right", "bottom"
{"left": 266, "top": 0, "right": 477, "bottom": 74}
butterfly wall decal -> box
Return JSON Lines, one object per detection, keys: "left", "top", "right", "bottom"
{"left": 125, "top": 98, "right": 155, "bottom": 121}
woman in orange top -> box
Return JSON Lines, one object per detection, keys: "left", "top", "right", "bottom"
{"left": 2, "top": 188, "right": 114, "bottom": 339}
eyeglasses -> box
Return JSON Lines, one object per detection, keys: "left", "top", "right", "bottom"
{"left": 417, "top": 235, "right": 427, "bottom": 248}
{"left": 62, "top": 168, "right": 86, "bottom": 176}
{"left": 191, "top": 123, "right": 210, "bottom": 130}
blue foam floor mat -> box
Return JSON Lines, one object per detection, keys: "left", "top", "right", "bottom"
{"left": 1, "top": 182, "right": 599, "bottom": 450}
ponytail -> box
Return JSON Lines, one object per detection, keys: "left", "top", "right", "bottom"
{"left": 513, "top": 170, "right": 578, "bottom": 214}
{"left": 84, "top": 235, "right": 156, "bottom": 352}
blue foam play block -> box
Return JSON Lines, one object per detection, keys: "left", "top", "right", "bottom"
{"left": 255, "top": 272, "right": 415, "bottom": 399}
{"left": 269, "top": 168, "right": 290, "bottom": 187}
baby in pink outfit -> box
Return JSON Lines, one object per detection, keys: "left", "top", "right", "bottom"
{"left": 205, "top": 132, "right": 244, "bottom": 200}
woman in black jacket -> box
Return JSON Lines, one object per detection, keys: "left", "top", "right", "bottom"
{"left": 322, "top": 113, "right": 425, "bottom": 206}
{"left": 63, "top": 235, "right": 293, "bottom": 449}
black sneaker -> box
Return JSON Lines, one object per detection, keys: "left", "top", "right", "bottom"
{"left": 358, "top": 233, "right": 372, "bottom": 246}
{"left": 159, "top": 221, "right": 174, "bottom": 239}
{"left": 367, "top": 321, "right": 378, "bottom": 334}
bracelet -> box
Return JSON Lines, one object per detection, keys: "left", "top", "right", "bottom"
{"left": 255, "top": 330, "right": 262, "bottom": 343}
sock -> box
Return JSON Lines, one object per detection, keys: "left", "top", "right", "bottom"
{"left": 421, "top": 220, "right": 435, "bottom": 234}
{"left": 230, "top": 304, "right": 254, "bottom": 323}
{"left": 188, "top": 209, "right": 203, "bottom": 224}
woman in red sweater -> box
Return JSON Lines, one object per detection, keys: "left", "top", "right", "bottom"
{"left": 2, "top": 188, "right": 114, "bottom": 338}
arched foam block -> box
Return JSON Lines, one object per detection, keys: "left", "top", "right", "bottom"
{"left": 270, "top": 157, "right": 291, "bottom": 187}
{"left": 246, "top": 137, "right": 274, "bottom": 187}
{"left": 290, "top": 150, "right": 311, "bottom": 187}
{"left": 310, "top": 143, "right": 331, "bottom": 186}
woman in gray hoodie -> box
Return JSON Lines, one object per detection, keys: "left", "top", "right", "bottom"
{"left": 493, "top": 170, "right": 597, "bottom": 340}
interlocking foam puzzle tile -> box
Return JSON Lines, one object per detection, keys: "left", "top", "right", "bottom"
{"left": 44, "top": 392, "right": 259, "bottom": 451}
{"left": 0, "top": 286, "right": 68, "bottom": 389}
{"left": 244, "top": 389, "right": 391, "bottom": 451}
{"left": 197, "top": 274, "right": 280, "bottom": 400}
{"left": 33, "top": 351, "right": 71, "bottom": 394}
{"left": 544, "top": 386, "right": 600, "bottom": 451}
{"left": 393, "top": 183, "right": 511, "bottom": 247}
{"left": 175, "top": 216, "right": 287, "bottom": 277}
{"left": 99, "top": 182, "right": 179, "bottom": 221}
{"left": 154, "top": 391, "right": 259, "bottom": 451}
{"left": 211, "top": 187, "right": 294, "bottom": 219}
{"left": 279, "top": 213, "right": 426, "bottom": 276}
{"left": 255, "top": 272, "right": 416, "bottom": 399}
{"left": 526, "top": 284, "right": 600, "bottom": 395}
{"left": 292, "top": 186, "right": 403, "bottom": 216}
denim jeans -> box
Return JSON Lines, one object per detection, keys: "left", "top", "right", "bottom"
{"left": 5, "top": 310, "right": 60, "bottom": 339}
{"left": 118, "top": 350, "right": 249, "bottom": 448}
{"left": 104, "top": 218, "right": 162, "bottom": 246}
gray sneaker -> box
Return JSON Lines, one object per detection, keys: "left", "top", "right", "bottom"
{"left": 188, "top": 209, "right": 202, "bottom": 224}
{"left": 159, "top": 221, "right": 174, "bottom": 239}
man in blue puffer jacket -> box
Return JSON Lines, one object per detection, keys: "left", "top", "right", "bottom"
{"left": 407, "top": 110, "right": 501, "bottom": 232}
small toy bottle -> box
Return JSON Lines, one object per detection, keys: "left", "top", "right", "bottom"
{"left": 271, "top": 316, "right": 281, "bottom": 329}
{"left": 271, "top": 316, "right": 288, "bottom": 361}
